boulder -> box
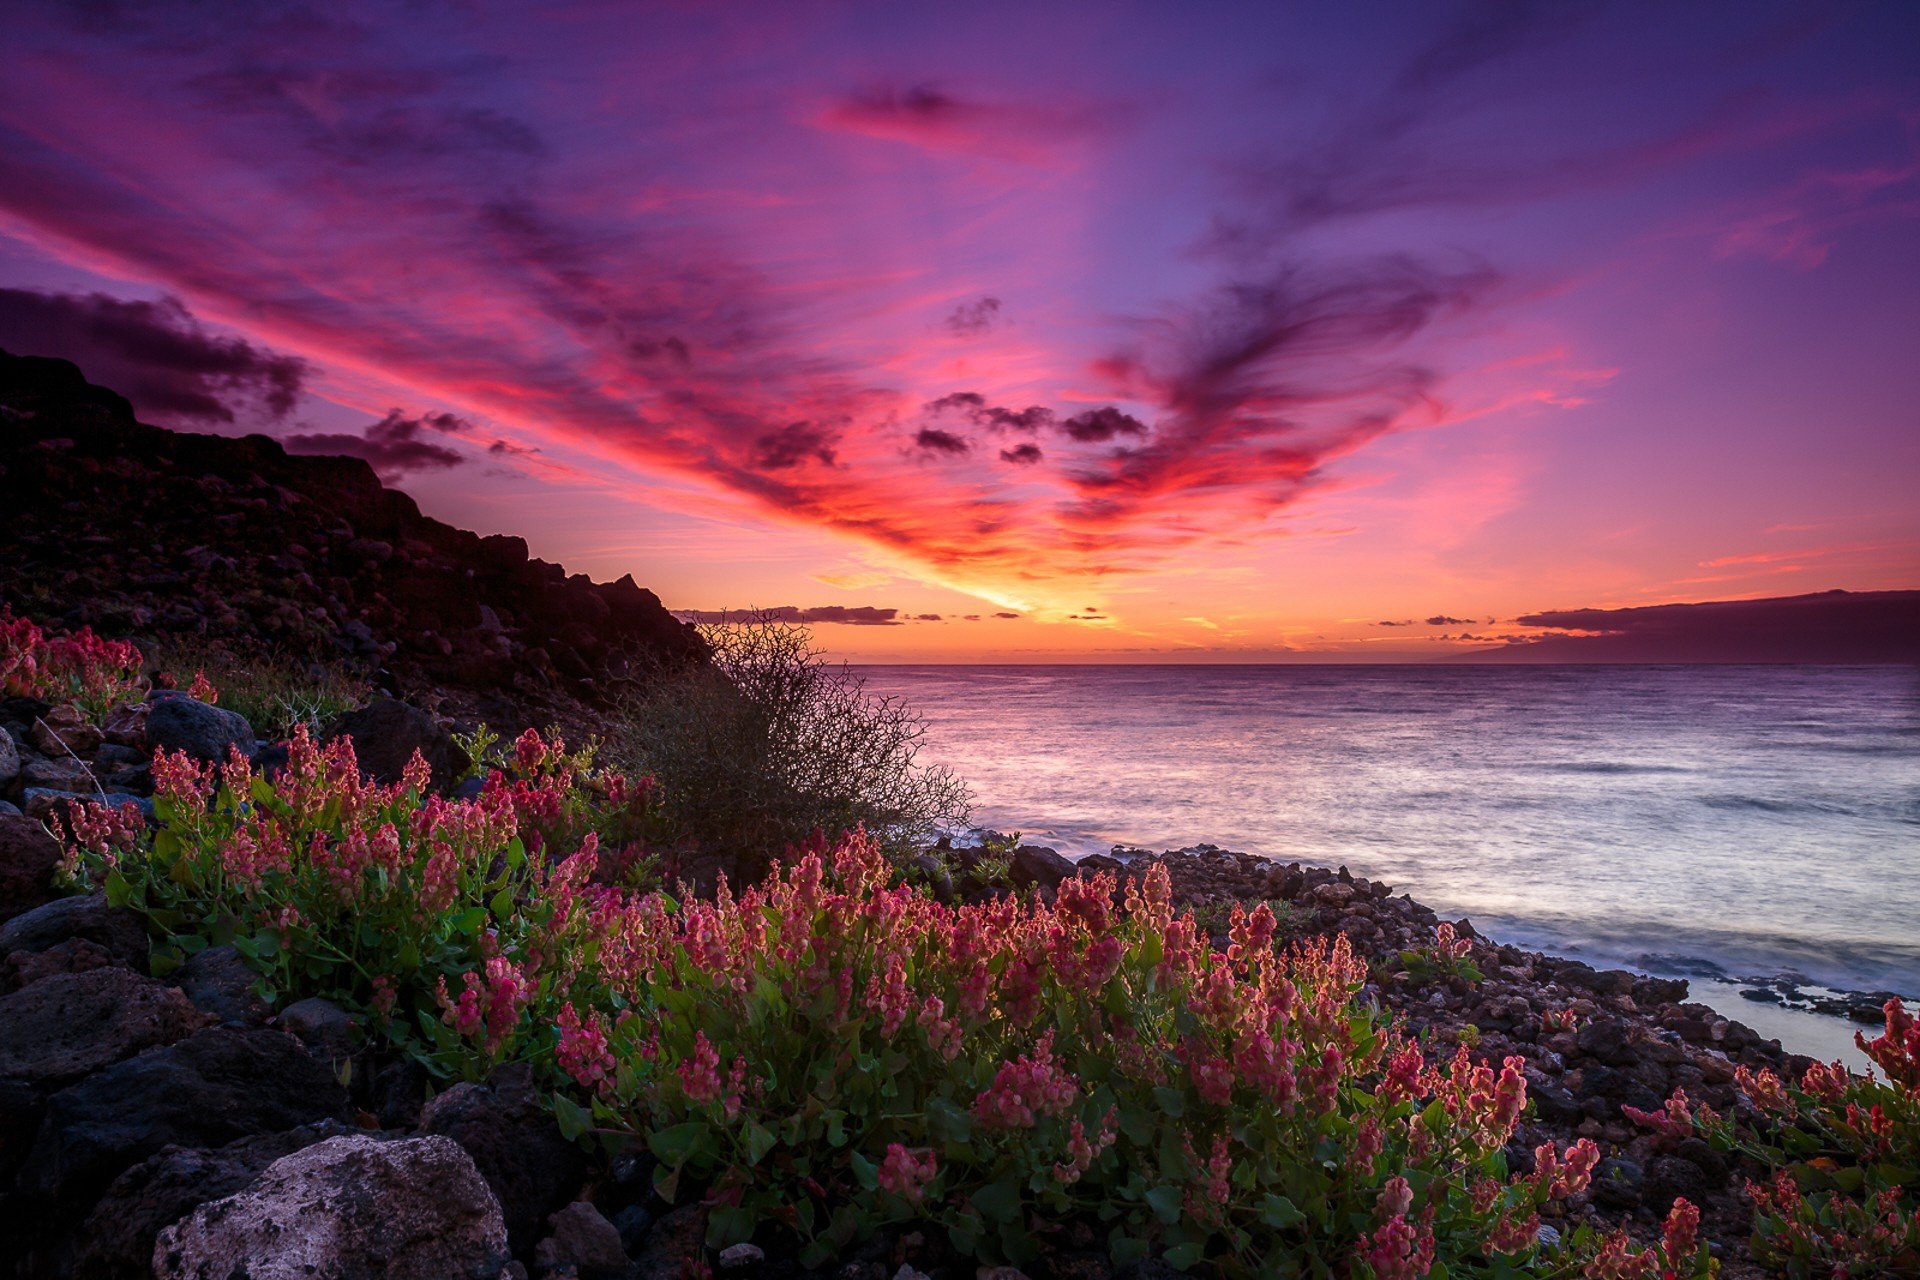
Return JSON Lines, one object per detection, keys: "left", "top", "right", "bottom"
{"left": 1008, "top": 844, "right": 1074, "bottom": 892}
{"left": 145, "top": 692, "right": 254, "bottom": 764}
{"left": 534, "top": 1200, "right": 630, "bottom": 1278}
{"left": 0, "top": 811, "right": 63, "bottom": 923}
{"left": 32, "top": 705, "right": 104, "bottom": 757}
{"left": 0, "top": 935, "right": 119, "bottom": 993}
{"left": 279, "top": 995, "right": 358, "bottom": 1063}
{"left": 0, "top": 890, "right": 148, "bottom": 967}
{"left": 632, "top": 1204, "right": 707, "bottom": 1280}
{"left": 152, "top": 1134, "right": 510, "bottom": 1280}
{"left": 73, "top": 1121, "right": 360, "bottom": 1280}
{"left": 0, "top": 727, "right": 19, "bottom": 787}
{"left": 174, "top": 943, "right": 272, "bottom": 1025}
{"left": 19, "top": 1025, "right": 351, "bottom": 1208}
{"left": 323, "top": 698, "right": 470, "bottom": 792}
{"left": 421, "top": 1061, "right": 586, "bottom": 1252}
{"left": 0, "top": 967, "right": 209, "bottom": 1090}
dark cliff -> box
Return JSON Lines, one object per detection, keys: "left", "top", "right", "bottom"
{"left": 0, "top": 350, "right": 706, "bottom": 733}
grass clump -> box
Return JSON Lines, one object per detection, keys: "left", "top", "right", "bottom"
{"left": 607, "top": 614, "right": 970, "bottom": 869}
{"left": 142, "top": 636, "right": 370, "bottom": 734}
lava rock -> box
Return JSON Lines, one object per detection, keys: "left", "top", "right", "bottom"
{"left": 72, "top": 1120, "right": 360, "bottom": 1280}
{"left": 0, "top": 890, "right": 148, "bottom": 967}
{"left": 0, "top": 935, "right": 118, "bottom": 993}
{"left": 323, "top": 697, "right": 470, "bottom": 792}
{"left": 0, "top": 811, "right": 63, "bottom": 924}
{"left": 145, "top": 693, "right": 254, "bottom": 764}
{"left": 278, "top": 995, "right": 358, "bottom": 1064}
{"left": 0, "top": 967, "right": 209, "bottom": 1091}
{"left": 20, "top": 1025, "right": 351, "bottom": 1208}
{"left": 1643, "top": 1153, "right": 1715, "bottom": 1216}
{"left": 152, "top": 1134, "right": 510, "bottom": 1280}
{"left": 174, "top": 943, "right": 271, "bottom": 1025}
{"left": 535, "top": 1200, "right": 630, "bottom": 1278}
{"left": 633, "top": 1204, "right": 707, "bottom": 1280}
{"left": 1008, "top": 844, "right": 1074, "bottom": 892}
{"left": 420, "top": 1061, "right": 587, "bottom": 1252}
{"left": 1590, "top": 1157, "right": 1645, "bottom": 1210}
{"left": 0, "top": 729, "right": 20, "bottom": 788}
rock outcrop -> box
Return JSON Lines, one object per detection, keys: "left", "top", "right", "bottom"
{"left": 0, "top": 350, "right": 706, "bottom": 739}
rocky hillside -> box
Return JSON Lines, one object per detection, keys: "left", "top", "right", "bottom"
{"left": 0, "top": 350, "right": 705, "bottom": 735}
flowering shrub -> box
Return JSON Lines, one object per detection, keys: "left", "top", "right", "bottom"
{"left": 63, "top": 726, "right": 660, "bottom": 1075}
{"left": 0, "top": 609, "right": 145, "bottom": 717}
{"left": 1693, "top": 1000, "right": 1920, "bottom": 1278}
{"left": 60, "top": 746, "right": 1715, "bottom": 1278}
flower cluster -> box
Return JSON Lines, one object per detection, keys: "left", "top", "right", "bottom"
{"left": 0, "top": 609, "right": 146, "bottom": 718}
{"left": 1693, "top": 998, "right": 1920, "bottom": 1278}
{"left": 63, "top": 740, "right": 1724, "bottom": 1279}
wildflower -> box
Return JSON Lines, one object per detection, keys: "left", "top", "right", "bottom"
{"left": 557, "top": 1003, "right": 617, "bottom": 1096}
{"left": 679, "top": 1031, "right": 723, "bottom": 1105}
{"left": 1859, "top": 998, "right": 1920, "bottom": 1090}
{"left": 1662, "top": 1197, "right": 1700, "bottom": 1263}
{"left": 188, "top": 670, "right": 218, "bottom": 703}
{"left": 1734, "top": 1064, "right": 1795, "bottom": 1116}
{"left": 973, "top": 1032, "right": 1079, "bottom": 1130}
{"left": 1622, "top": 1088, "right": 1696, "bottom": 1137}
{"left": 877, "top": 1144, "right": 938, "bottom": 1204}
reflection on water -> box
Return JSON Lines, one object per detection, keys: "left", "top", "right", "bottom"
{"left": 859, "top": 664, "right": 1920, "bottom": 1059}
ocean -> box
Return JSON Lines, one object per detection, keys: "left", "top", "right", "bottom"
{"left": 857, "top": 664, "right": 1920, "bottom": 1064}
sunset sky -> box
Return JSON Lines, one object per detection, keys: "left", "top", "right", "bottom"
{"left": 1, "top": 1, "right": 1915, "bottom": 660}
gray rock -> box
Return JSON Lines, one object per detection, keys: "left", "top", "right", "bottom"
{"left": 20, "top": 1025, "right": 351, "bottom": 1208}
{"left": 534, "top": 1200, "right": 629, "bottom": 1278}
{"left": 146, "top": 693, "right": 254, "bottom": 765}
{"left": 0, "top": 967, "right": 209, "bottom": 1090}
{"left": 421, "top": 1062, "right": 586, "bottom": 1252}
{"left": 719, "top": 1242, "right": 766, "bottom": 1270}
{"left": 0, "top": 727, "right": 19, "bottom": 787}
{"left": 22, "top": 756, "right": 95, "bottom": 791}
{"left": 0, "top": 891, "right": 147, "bottom": 967}
{"left": 279, "top": 995, "right": 358, "bottom": 1063}
{"left": 153, "top": 1134, "right": 510, "bottom": 1280}
{"left": 633, "top": 1204, "right": 706, "bottom": 1280}
{"left": 1008, "top": 844, "right": 1074, "bottom": 891}
{"left": 175, "top": 944, "right": 271, "bottom": 1025}
{"left": 323, "top": 698, "right": 470, "bottom": 792}
{"left": 0, "top": 935, "right": 118, "bottom": 993}
{"left": 0, "top": 811, "right": 63, "bottom": 924}
{"left": 74, "top": 1121, "right": 360, "bottom": 1280}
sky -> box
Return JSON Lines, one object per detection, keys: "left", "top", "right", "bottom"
{"left": 0, "top": 1, "right": 1916, "bottom": 661}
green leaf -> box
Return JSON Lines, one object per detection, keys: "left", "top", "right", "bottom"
{"left": 971, "top": 1178, "right": 1023, "bottom": 1226}
{"left": 448, "top": 907, "right": 486, "bottom": 937}
{"left": 1152, "top": 1086, "right": 1187, "bottom": 1118}
{"left": 550, "top": 1093, "right": 593, "bottom": 1142}
{"left": 925, "top": 1095, "right": 974, "bottom": 1146}
{"left": 1163, "top": 1242, "right": 1206, "bottom": 1271}
{"left": 1109, "top": 1234, "right": 1150, "bottom": 1267}
{"left": 849, "top": 1150, "right": 878, "bottom": 1191}
{"left": 1146, "top": 1183, "right": 1183, "bottom": 1225}
{"left": 745, "top": 1120, "right": 776, "bottom": 1164}
{"left": 104, "top": 868, "right": 131, "bottom": 908}
{"left": 706, "top": 1205, "right": 756, "bottom": 1248}
{"left": 648, "top": 1121, "right": 708, "bottom": 1167}
{"left": 1260, "top": 1195, "right": 1305, "bottom": 1229}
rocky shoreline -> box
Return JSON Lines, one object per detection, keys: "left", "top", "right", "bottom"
{"left": 2, "top": 680, "right": 1836, "bottom": 1278}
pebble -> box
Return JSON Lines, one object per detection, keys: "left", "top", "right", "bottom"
{"left": 719, "top": 1243, "right": 766, "bottom": 1270}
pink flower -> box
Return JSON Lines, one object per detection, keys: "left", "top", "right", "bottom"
{"left": 678, "top": 1031, "right": 723, "bottom": 1105}
{"left": 557, "top": 1003, "right": 617, "bottom": 1096}
{"left": 1662, "top": 1196, "right": 1700, "bottom": 1263}
{"left": 973, "top": 1032, "right": 1079, "bottom": 1130}
{"left": 877, "top": 1144, "right": 938, "bottom": 1204}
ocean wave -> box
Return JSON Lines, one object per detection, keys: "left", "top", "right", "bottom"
{"left": 1699, "top": 794, "right": 1855, "bottom": 816}
{"left": 1545, "top": 761, "right": 1693, "bottom": 775}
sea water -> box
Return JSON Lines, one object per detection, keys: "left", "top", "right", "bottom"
{"left": 858, "top": 664, "right": 1920, "bottom": 1064}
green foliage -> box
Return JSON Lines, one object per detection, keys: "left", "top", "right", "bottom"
{"left": 605, "top": 614, "right": 971, "bottom": 868}
{"left": 142, "top": 635, "right": 370, "bottom": 735}
{"left": 59, "top": 749, "right": 1710, "bottom": 1278}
